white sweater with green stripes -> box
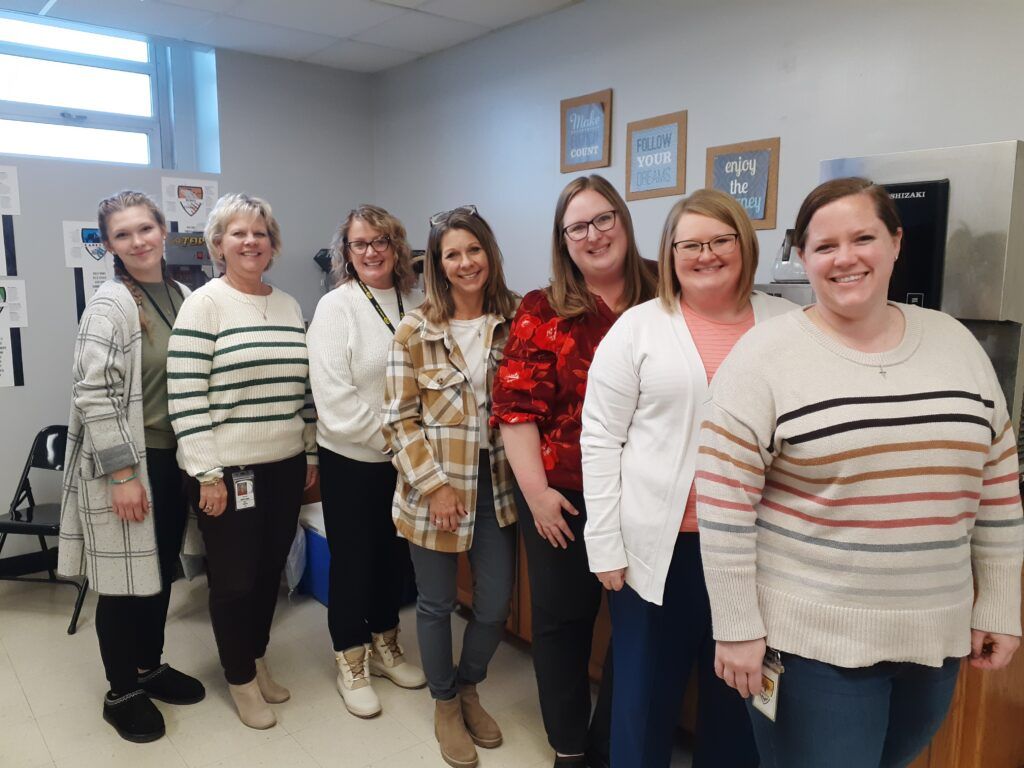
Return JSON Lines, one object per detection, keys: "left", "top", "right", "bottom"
{"left": 167, "top": 277, "right": 317, "bottom": 481}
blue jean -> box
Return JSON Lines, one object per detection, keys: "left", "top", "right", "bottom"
{"left": 749, "top": 653, "right": 960, "bottom": 768}
{"left": 608, "top": 534, "right": 757, "bottom": 768}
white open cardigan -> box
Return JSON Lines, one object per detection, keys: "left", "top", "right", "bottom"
{"left": 581, "top": 292, "right": 794, "bottom": 605}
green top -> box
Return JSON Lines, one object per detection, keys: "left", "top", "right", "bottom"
{"left": 138, "top": 280, "right": 182, "bottom": 449}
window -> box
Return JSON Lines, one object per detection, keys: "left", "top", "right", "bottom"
{"left": 0, "top": 11, "right": 219, "bottom": 171}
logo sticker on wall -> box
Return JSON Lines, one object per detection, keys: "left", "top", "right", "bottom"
{"left": 80, "top": 228, "right": 106, "bottom": 260}
{"left": 178, "top": 185, "right": 204, "bottom": 217}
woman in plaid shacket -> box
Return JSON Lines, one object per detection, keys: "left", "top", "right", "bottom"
{"left": 383, "top": 206, "right": 518, "bottom": 768}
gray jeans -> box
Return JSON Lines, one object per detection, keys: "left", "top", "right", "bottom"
{"left": 408, "top": 450, "right": 516, "bottom": 700}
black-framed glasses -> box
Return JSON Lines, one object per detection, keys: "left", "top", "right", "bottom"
{"left": 672, "top": 233, "right": 739, "bottom": 259}
{"left": 430, "top": 204, "right": 478, "bottom": 227}
{"left": 344, "top": 235, "right": 392, "bottom": 255}
{"left": 563, "top": 210, "right": 617, "bottom": 241}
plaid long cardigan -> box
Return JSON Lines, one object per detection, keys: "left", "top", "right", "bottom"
{"left": 57, "top": 280, "right": 188, "bottom": 596}
{"left": 383, "top": 308, "right": 518, "bottom": 553}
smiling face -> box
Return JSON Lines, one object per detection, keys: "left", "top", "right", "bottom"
{"left": 799, "top": 192, "right": 901, "bottom": 323}
{"left": 561, "top": 188, "right": 627, "bottom": 284}
{"left": 219, "top": 213, "right": 273, "bottom": 282}
{"left": 103, "top": 205, "right": 166, "bottom": 283}
{"left": 439, "top": 227, "right": 490, "bottom": 305}
{"left": 346, "top": 218, "right": 396, "bottom": 289}
{"left": 673, "top": 212, "right": 743, "bottom": 306}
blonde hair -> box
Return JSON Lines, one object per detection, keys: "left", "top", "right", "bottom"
{"left": 329, "top": 204, "right": 415, "bottom": 294}
{"left": 421, "top": 209, "right": 518, "bottom": 324}
{"left": 547, "top": 174, "right": 655, "bottom": 318}
{"left": 657, "top": 188, "right": 758, "bottom": 311}
{"left": 204, "top": 193, "right": 282, "bottom": 271}
{"left": 98, "top": 190, "right": 179, "bottom": 336}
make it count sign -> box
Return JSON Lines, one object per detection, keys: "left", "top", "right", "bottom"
{"left": 706, "top": 137, "right": 781, "bottom": 230}
{"left": 626, "top": 111, "right": 687, "bottom": 201}
{"left": 560, "top": 89, "right": 612, "bottom": 174}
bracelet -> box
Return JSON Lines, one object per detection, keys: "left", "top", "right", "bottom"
{"left": 198, "top": 476, "right": 222, "bottom": 486}
{"left": 108, "top": 472, "right": 137, "bottom": 485}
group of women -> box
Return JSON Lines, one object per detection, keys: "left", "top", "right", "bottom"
{"left": 58, "top": 172, "right": 1022, "bottom": 768}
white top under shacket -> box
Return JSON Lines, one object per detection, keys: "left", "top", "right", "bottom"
{"left": 307, "top": 279, "right": 424, "bottom": 463}
{"left": 450, "top": 315, "right": 490, "bottom": 450}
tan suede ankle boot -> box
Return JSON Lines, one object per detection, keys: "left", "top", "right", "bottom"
{"left": 458, "top": 683, "right": 502, "bottom": 748}
{"left": 228, "top": 679, "right": 276, "bottom": 730}
{"left": 434, "top": 695, "right": 478, "bottom": 768}
{"left": 255, "top": 657, "right": 290, "bottom": 703}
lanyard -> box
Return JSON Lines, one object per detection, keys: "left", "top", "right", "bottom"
{"left": 357, "top": 279, "right": 404, "bottom": 333}
{"left": 136, "top": 281, "right": 179, "bottom": 332}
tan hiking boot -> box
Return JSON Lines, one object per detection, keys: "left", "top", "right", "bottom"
{"left": 228, "top": 679, "right": 276, "bottom": 730}
{"left": 254, "top": 657, "right": 290, "bottom": 703}
{"left": 435, "top": 695, "right": 478, "bottom": 768}
{"left": 458, "top": 683, "right": 502, "bottom": 748}
{"left": 335, "top": 645, "right": 382, "bottom": 718}
{"left": 370, "top": 627, "right": 427, "bottom": 689}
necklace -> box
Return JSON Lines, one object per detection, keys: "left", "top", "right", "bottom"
{"left": 223, "top": 275, "right": 270, "bottom": 320}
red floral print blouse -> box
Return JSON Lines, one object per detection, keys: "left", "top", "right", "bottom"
{"left": 492, "top": 288, "right": 618, "bottom": 491}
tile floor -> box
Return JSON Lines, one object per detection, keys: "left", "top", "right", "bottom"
{"left": 0, "top": 576, "right": 694, "bottom": 768}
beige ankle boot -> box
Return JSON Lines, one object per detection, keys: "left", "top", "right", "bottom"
{"left": 335, "top": 645, "right": 382, "bottom": 718}
{"left": 458, "top": 683, "right": 502, "bottom": 748}
{"left": 228, "top": 679, "right": 276, "bottom": 729}
{"left": 434, "top": 695, "right": 478, "bottom": 768}
{"left": 255, "top": 657, "right": 290, "bottom": 703}
{"left": 370, "top": 628, "right": 427, "bottom": 689}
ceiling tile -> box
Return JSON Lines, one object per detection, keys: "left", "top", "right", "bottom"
{"left": 188, "top": 14, "right": 338, "bottom": 60}
{"left": 3, "top": 1, "right": 50, "bottom": 14}
{"left": 230, "top": 0, "right": 405, "bottom": 38}
{"left": 353, "top": 9, "right": 487, "bottom": 54}
{"left": 160, "top": 0, "right": 241, "bottom": 14}
{"left": 418, "top": 0, "right": 577, "bottom": 29}
{"left": 305, "top": 38, "right": 419, "bottom": 72}
{"left": 45, "top": 0, "right": 215, "bottom": 40}
{"left": 370, "top": 0, "right": 430, "bottom": 8}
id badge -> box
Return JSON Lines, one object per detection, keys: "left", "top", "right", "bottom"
{"left": 233, "top": 470, "right": 256, "bottom": 510}
{"left": 751, "top": 647, "right": 783, "bottom": 722}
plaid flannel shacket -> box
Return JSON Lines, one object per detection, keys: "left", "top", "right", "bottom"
{"left": 383, "top": 308, "right": 518, "bottom": 553}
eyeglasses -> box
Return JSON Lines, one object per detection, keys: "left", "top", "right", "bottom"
{"left": 430, "top": 204, "right": 478, "bottom": 227}
{"left": 563, "top": 210, "right": 617, "bottom": 241}
{"left": 672, "top": 233, "right": 739, "bottom": 259}
{"left": 345, "top": 235, "right": 392, "bottom": 255}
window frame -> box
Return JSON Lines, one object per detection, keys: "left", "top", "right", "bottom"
{"left": 0, "top": 11, "right": 169, "bottom": 167}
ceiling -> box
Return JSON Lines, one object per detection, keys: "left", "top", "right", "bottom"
{"left": 3, "top": 0, "right": 579, "bottom": 72}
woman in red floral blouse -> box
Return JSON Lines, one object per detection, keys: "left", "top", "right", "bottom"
{"left": 493, "top": 174, "right": 656, "bottom": 768}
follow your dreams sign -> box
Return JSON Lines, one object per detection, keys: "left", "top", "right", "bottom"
{"left": 561, "top": 89, "right": 612, "bottom": 173}
{"left": 626, "top": 111, "right": 687, "bottom": 201}
{"left": 706, "top": 137, "right": 781, "bottom": 230}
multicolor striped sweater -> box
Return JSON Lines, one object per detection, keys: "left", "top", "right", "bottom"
{"left": 697, "top": 303, "right": 1023, "bottom": 668}
{"left": 167, "top": 278, "right": 317, "bottom": 480}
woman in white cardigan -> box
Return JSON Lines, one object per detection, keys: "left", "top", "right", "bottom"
{"left": 581, "top": 189, "right": 793, "bottom": 768}
{"left": 307, "top": 204, "right": 426, "bottom": 718}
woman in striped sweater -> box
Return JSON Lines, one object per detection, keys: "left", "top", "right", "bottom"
{"left": 697, "top": 178, "right": 1023, "bottom": 768}
{"left": 167, "top": 193, "right": 318, "bottom": 730}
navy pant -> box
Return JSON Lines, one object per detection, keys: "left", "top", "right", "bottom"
{"left": 609, "top": 533, "right": 757, "bottom": 768}
{"left": 750, "top": 653, "right": 959, "bottom": 768}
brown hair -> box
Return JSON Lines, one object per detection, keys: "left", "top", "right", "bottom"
{"left": 204, "top": 193, "right": 282, "bottom": 272}
{"left": 793, "top": 177, "right": 902, "bottom": 251}
{"left": 98, "top": 190, "right": 180, "bottom": 336}
{"left": 329, "top": 204, "right": 416, "bottom": 294}
{"left": 547, "top": 174, "right": 656, "bottom": 318}
{"left": 657, "top": 188, "right": 759, "bottom": 310}
{"left": 421, "top": 209, "right": 518, "bottom": 324}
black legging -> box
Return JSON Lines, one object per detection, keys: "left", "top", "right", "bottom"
{"left": 95, "top": 447, "right": 188, "bottom": 694}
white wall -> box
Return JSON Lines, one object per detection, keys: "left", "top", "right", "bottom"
{"left": 0, "top": 49, "right": 373, "bottom": 524}
{"left": 370, "top": 0, "right": 1024, "bottom": 293}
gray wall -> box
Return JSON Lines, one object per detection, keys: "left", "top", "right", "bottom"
{"left": 370, "top": 0, "right": 1024, "bottom": 292}
{"left": 0, "top": 49, "right": 373, "bottom": 524}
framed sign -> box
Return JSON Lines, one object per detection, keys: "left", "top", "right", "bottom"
{"left": 560, "top": 88, "right": 612, "bottom": 174}
{"left": 625, "top": 111, "right": 687, "bottom": 201}
{"left": 706, "top": 137, "right": 781, "bottom": 230}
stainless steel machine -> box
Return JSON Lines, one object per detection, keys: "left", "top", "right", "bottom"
{"left": 756, "top": 141, "right": 1024, "bottom": 448}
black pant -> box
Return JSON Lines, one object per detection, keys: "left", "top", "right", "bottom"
{"left": 95, "top": 447, "right": 188, "bottom": 694}
{"left": 191, "top": 452, "right": 305, "bottom": 685}
{"left": 320, "top": 446, "right": 410, "bottom": 651}
{"left": 517, "top": 484, "right": 612, "bottom": 760}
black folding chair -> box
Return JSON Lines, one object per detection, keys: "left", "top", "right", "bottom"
{"left": 0, "top": 425, "right": 88, "bottom": 634}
